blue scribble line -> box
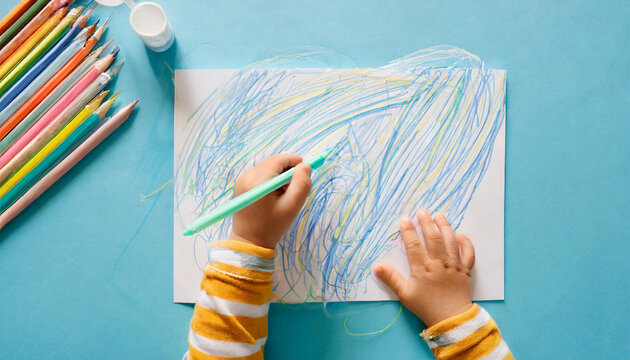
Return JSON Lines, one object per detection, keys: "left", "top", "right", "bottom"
{"left": 175, "top": 46, "right": 506, "bottom": 302}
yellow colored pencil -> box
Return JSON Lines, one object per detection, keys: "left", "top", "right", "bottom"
{"left": 0, "top": 7, "right": 82, "bottom": 96}
{"left": 0, "top": 8, "right": 66, "bottom": 80}
{"left": 0, "top": 91, "right": 113, "bottom": 199}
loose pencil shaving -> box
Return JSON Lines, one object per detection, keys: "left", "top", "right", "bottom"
{"left": 0, "top": 100, "right": 139, "bottom": 230}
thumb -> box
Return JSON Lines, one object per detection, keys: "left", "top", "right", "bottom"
{"left": 373, "top": 263, "right": 407, "bottom": 297}
{"left": 278, "top": 163, "right": 312, "bottom": 215}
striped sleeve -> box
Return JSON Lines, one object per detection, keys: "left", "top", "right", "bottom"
{"left": 421, "top": 304, "right": 513, "bottom": 360}
{"left": 187, "top": 240, "right": 275, "bottom": 360}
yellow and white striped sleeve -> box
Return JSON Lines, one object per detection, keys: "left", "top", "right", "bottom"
{"left": 187, "top": 240, "right": 275, "bottom": 360}
{"left": 421, "top": 304, "right": 513, "bottom": 360}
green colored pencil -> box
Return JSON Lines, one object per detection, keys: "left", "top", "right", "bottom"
{"left": 184, "top": 149, "right": 333, "bottom": 236}
{"left": 0, "top": 0, "right": 50, "bottom": 49}
{"left": 0, "top": 7, "right": 82, "bottom": 96}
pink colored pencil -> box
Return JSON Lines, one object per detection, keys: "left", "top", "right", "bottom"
{"left": 0, "top": 100, "right": 139, "bottom": 230}
{"left": 0, "top": 0, "right": 74, "bottom": 65}
{"left": 0, "top": 55, "right": 115, "bottom": 169}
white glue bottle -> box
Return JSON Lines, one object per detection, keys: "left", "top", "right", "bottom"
{"left": 96, "top": 0, "right": 175, "bottom": 52}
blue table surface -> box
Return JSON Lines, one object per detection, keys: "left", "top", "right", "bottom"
{"left": 1, "top": 0, "right": 629, "bottom": 358}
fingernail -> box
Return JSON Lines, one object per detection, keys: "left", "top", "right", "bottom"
{"left": 372, "top": 265, "right": 382, "bottom": 276}
{"left": 400, "top": 218, "right": 412, "bottom": 229}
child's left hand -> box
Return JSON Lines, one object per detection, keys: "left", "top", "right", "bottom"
{"left": 230, "top": 154, "right": 313, "bottom": 249}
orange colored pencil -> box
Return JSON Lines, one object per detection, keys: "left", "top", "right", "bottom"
{"left": 0, "top": 0, "right": 71, "bottom": 65}
{"left": 0, "top": 8, "right": 66, "bottom": 80}
{"left": 0, "top": 19, "right": 110, "bottom": 140}
{"left": 0, "top": 0, "right": 37, "bottom": 36}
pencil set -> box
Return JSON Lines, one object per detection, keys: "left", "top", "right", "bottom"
{"left": 0, "top": 0, "right": 138, "bottom": 230}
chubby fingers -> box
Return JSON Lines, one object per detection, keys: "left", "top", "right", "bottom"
{"left": 417, "top": 210, "right": 448, "bottom": 260}
{"left": 434, "top": 213, "right": 460, "bottom": 263}
{"left": 235, "top": 154, "right": 304, "bottom": 195}
{"left": 457, "top": 233, "right": 476, "bottom": 271}
{"left": 373, "top": 263, "right": 407, "bottom": 297}
{"left": 259, "top": 153, "right": 303, "bottom": 177}
{"left": 399, "top": 218, "right": 429, "bottom": 267}
{"left": 277, "top": 163, "right": 312, "bottom": 216}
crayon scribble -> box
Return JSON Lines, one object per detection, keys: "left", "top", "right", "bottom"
{"left": 175, "top": 45, "right": 506, "bottom": 302}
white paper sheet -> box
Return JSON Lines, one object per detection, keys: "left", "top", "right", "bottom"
{"left": 174, "top": 66, "right": 505, "bottom": 303}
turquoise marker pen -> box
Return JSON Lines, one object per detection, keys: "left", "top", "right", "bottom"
{"left": 184, "top": 149, "right": 333, "bottom": 236}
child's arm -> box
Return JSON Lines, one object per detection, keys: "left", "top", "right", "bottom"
{"left": 187, "top": 154, "right": 312, "bottom": 360}
{"left": 373, "top": 210, "right": 513, "bottom": 360}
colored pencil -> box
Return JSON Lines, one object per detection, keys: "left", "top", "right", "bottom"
{"left": 0, "top": 102, "right": 110, "bottom": 211}
{"left": 0, "top": 23, "right": 95, "bottom": 113}
{"left": 0, "top": 0, "right": 72, "bottom": 65}
{"left": 0, "top": 8, "right": 66, "bottom": 81}
{"left": 0, "top": 89, "right": 109, "bottom": 186}
{"left": 0, "top": 53, "right": 116, "bottom": 169}
{"left": 0, "top": 91, "right": 110, "bottom": 197}
{"left": 0, "top": 0, "right": 50, "bottom": 49}
{"left": 0, "top": 0, "right": 37, "bottom": 37}
{"left": 0, "top": 43, "right": 115, "bottom": 152}
{"left": 0, "top": 100, "right": 138, "bottom": 230}
{"left": 0, "top": 19, "right": 108, "bottom": 129}
{"left": 0, "top": 25, "right": 92, "bottom": 121}
{"left": 0, "top": 64, "right": 121, "bottom": 185}
{"left": 0, "top": 6, "right": 83, "bottom": 97}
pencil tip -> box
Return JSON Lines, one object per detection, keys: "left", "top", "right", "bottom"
{"left": 184, "top": 229, "right": 193, "bottom": 236}
{"left": 109, "top": 59, "right": 124, "bottom": 77}
{"left": 93, "top": 16, "right": 112, "bottom": 40}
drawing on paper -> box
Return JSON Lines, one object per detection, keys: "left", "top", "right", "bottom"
{"left": 174, "top": 46, "right": 506, "bottom": 303}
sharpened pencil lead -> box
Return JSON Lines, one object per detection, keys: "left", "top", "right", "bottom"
{"left": 109, "top": 46, "right": 120, "bottom": 58}
{"left": 93, "top": 15, "right": 112, "bottom": 41}
{"left": 91, "top": 38, "right": 114, "bottom": 58}
{"left": 95, "top": 92, "right": 118, "bottom": 119}
{"left": 108, "top": 59, "right": 124, "bottom": 77}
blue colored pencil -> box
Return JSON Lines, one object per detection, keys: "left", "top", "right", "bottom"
{"left": 0, "top": 28, "right": 92, "bottom": 124}
{"left": 0, "top": 21, "right": 90, "bottom": 113}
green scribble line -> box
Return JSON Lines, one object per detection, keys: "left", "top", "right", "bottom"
{"left": 140, "top": 179, "right": 174, "bottom": 202}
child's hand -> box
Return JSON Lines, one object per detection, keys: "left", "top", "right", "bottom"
{"left": 230, "top": 154, "right": 312, "bottom": 249}
{"left": 373, "top": 210, "right": 475, "bottom": 327}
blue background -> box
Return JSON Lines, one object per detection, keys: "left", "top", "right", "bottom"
{"left": 1, "top": 0, "right": 629, "bottom": 358}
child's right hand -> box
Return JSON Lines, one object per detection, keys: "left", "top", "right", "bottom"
{"left": 373, "top": 210, "right": 476, "bottom": 327}
{"left": 230, "top": 154, "right": 312, "bottom": 250}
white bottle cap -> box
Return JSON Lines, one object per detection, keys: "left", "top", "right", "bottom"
{"left": 95, "top": 0, "right": 174, "bottom": 52}
{"left": 129, "top": 2, "right": 174, "bottom": 52}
